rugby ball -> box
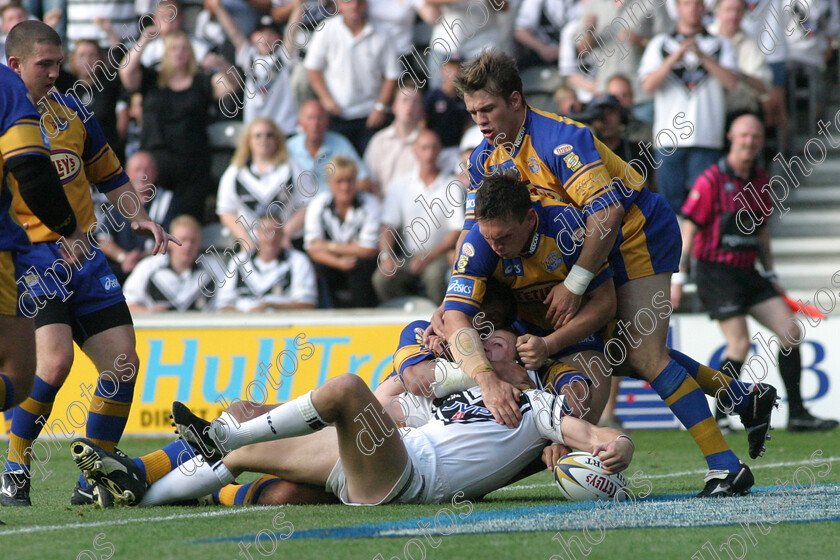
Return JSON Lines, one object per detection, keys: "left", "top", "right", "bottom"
{"left": 553, "top": 452, "right": 628, "bottom": 502}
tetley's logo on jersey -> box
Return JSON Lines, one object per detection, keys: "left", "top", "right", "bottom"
{"left": 51, "top": 150, "right": 82, "bottom": 184}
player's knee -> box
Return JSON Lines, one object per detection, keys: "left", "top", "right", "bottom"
{"left": 327, "top": 373, "right": 369, "bottom": 400}
{"left": 38, "top": 350, "right": 74, "bottom": 381}
{"left": 625, "top": 346, "right": 660, "bottom": 377}
{"left": 116, "top": 350, "right": 140, "bottom": 383}
{"left": 726, "top": 337, "right": 751, "bottom": 360}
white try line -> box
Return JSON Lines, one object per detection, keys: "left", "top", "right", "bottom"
{"left": 0, "top": 505, "right": 284, "bottom": 537}
{"left": 494, "top": 455, "right": 840, "bottom": 492}
{"left": 2, "top": 456, "right": 836, "bottom": 535}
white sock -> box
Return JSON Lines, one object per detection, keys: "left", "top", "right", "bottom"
{"left": 213, "top": 391, "right": 328, "bottom": 450}
{"left": 138, "top": 458, "right": 234, "bottom": 507}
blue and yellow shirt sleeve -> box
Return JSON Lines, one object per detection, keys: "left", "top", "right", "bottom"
{"left": 540, "top": 125, "right": 621, "bottom": 216}
{"left": 463, "top": 143, "right": 488, "bottom": 231}
{"left": 60, "top": 95, "right": 128, "bottom": 193}
{"left": 0, "top": 69, "right": 51, "bottom": 163}
{"left": 392, "top": 320, "right": 435, "bottom": 377}
{"left": 443, "top": 225, "right": 499, "bottom": 317}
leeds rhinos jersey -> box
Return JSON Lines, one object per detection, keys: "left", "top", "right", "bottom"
{"left": 11, "top": 92, "right": 128, "bottom": 243}
{"left": 0, "top": 66, "right": 51, "bottom": 253}
{"left": 444, "top": 199, "right": 611, "bottom": 335}
{"left": 463, "top": 106, "right": 646, "bottom": 231}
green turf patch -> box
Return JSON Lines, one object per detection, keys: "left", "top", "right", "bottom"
{"left": 0, "top": 429, "right": 837, "bottom": 560}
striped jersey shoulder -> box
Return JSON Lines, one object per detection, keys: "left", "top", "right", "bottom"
{"left": 526, "top": 108, "right": 601, "bottom": 160}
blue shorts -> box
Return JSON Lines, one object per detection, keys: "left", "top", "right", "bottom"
{"left": 609, "top": 188, "right": 681, "bottom": 287}
{"left": 15, "top": 242, "right": 125, "bottom": 319}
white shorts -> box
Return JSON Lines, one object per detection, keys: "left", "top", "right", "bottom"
{"left": 325, "top": 430, "right": 449, "bottom": 506}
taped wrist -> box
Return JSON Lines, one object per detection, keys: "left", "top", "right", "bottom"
{"left": 565, "top": 265, "right": 594, "bottom": 296}
{"left": 450, "top": 327, "right": 492, "bottom": 379}
{"left": 7, "top": 155, "right": 76, "bottom": 237}
{"left": 432, "top": 358, "right": 478, "bottom": 398}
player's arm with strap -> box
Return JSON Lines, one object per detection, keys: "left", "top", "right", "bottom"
{"left": 443, "top": 310, "right": 524, "bottom": 427}
{"left": 530, "top": 391, "right": 634, "bottom": 474}
{"left": 544, "top": 139, "right": 626, "bottom": 329}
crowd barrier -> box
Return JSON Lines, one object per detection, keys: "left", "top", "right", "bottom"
{"left": 42, "top": 311, "right": 838, "bottom": 434}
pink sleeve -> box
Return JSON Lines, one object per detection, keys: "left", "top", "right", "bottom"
{"left": 682, "top": 173, "right": 714, "bottom": 228}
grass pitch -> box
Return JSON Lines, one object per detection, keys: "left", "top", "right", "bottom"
{"left": 1, "top": 429, "right": 838, "bottom": 560}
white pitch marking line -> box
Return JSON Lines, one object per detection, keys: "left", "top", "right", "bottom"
{"left": 3, "top": 457, "right": 837, "bottom": 535}
{"left": 494, "top": 456, "right": 840, "bottom": 492}
{"left": 0, "top": 505, "right": 283, "bottom": 537}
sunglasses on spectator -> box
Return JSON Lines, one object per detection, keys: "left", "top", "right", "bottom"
{"left": 253, "top": 132, "right": 276, "bottom": 138}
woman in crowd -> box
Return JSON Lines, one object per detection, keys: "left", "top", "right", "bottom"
{"left": 216, "top": 117, "right": 308, "bottom": 247}
{"left": 119, "top": 29, "right": 231, "bottom": 221}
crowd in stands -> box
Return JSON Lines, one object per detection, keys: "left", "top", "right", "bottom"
{"left": 1, "top": 0, "right": 837, "bottom": 311}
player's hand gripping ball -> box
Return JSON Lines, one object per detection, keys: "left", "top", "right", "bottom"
{"left": 554, "top": 452, "right": 629, "bottom": 502}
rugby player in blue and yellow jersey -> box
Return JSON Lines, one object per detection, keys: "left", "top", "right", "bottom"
{"left": 442, "top": 172, "right": 617, "bottom": 420}
{"left": 1, "top": 21, "right": 179, "bottom": 508}
{"left": 0, "top": 62, "right": 87, "bottom": 523}
{"left": 0, "top": 63, "right": 81, "bottom": 418}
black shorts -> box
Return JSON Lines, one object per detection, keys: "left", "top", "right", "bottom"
{"left": 35, "top": 298, "right": 133, "bottom": 346}
{"left": 696, "top": 261, "right": 779, "bottom": 320}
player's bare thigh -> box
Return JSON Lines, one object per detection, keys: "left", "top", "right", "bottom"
{"left": 615, "top": 272, "right": 673, "bottom": 376}
{"left": 224, "top": 428, "right": 339, "bottom": 486}
{"left": 33, "top": 323, "right": 75, "bottom": 385}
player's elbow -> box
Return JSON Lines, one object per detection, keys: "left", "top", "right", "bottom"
{"left": 402, "top": 363, "right": 436, "bottom": 398}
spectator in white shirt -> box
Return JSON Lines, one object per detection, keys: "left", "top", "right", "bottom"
{"left": 217, "top": 215, "right": 318, "bottom": 312}
{"left": 124, "top": 215, "right": 216, "bottom": 313}
{"left": 513, "top": 0, "right": 575, "bottom": 68}
{"left": 216, "top": 117, "right": 307, "bottom": 249}
{"left": 208, "top": 0, "right": 298, "bottom": 133}
{"left": 367, "top": 0, "right": 440, "bottom": 58}
{"left": 305, "top": 156, "right": 381, "bottom": 308}
{"left": 304, "top": 0, "right": 399, "bottom": 154}
{"left": 640, "top": 0, "right": 739, "bottom": 213}
{"left": 427, "top": 0, "right": 507, "bottom": 65}
{"left": 374, "top": 129, "right": 463, "bottom": 304}
{"left": 363, "top": 82, "right": 424, "bottom": 195}
{"left": 709, "top": 0, "right": 773, "bottom": 118}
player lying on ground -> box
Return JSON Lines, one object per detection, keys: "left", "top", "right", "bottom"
{"left": 70, "top": 327, "right": 634, "bottom": 507}
{"left": 68, "top": 273, "right": 617, "bottom": 507}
